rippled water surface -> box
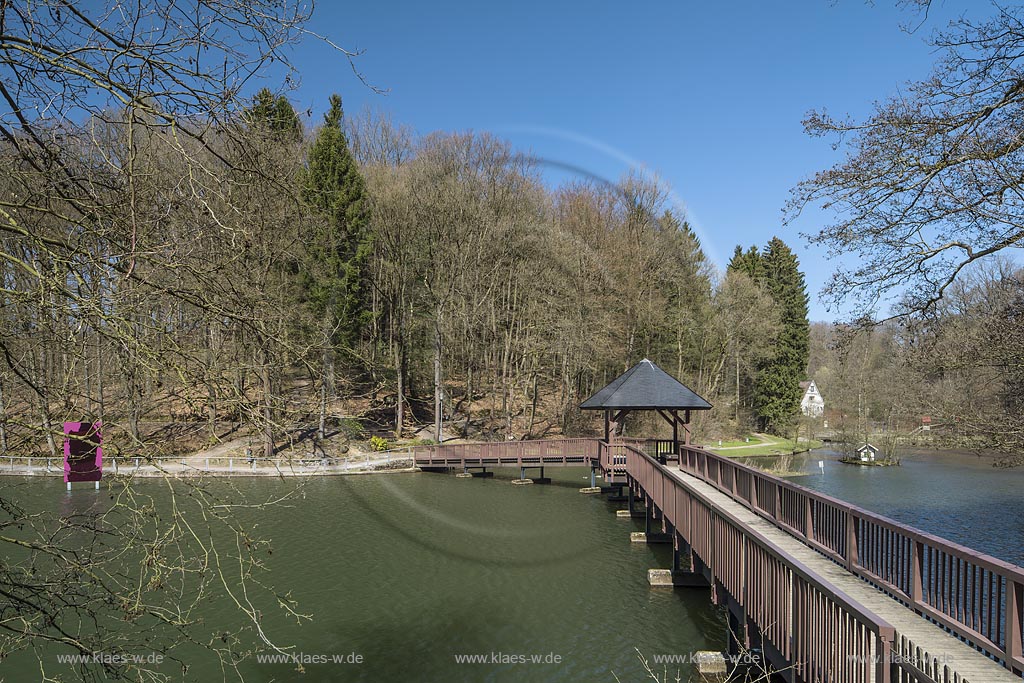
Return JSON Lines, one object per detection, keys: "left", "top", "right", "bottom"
{"left": 755, "top": 448, "right": 1024, "bottom": 566}
{"left": 7, "top": 448, "right": 1016, "bottom": 682}
{"left": 1, "top": 470, "right": 726, "bottom": 682}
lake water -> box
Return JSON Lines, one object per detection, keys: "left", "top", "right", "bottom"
{"left": 3, "top": 448, "right": 1021, "bottom": 682}
{"left": 749, "top": 448, "right": 1024, "bottom": 566}
{"left": 0, "top": 469, "right": 725, "bottom": 682}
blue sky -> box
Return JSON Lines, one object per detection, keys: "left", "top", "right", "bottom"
{"left": 274, "top": 0, "right": 984, "bottom": 321}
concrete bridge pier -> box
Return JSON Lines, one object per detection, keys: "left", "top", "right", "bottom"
{"left": 672, "top": 531, "right": 692, "bottom": 573}
{"left": 619, "top": 486, "right": 645, "bottom": 518}
{"left": 632, "top": 503, "right": 672, "bottom": 544}
{"left": 644, "top": 530, "right": 711, "bottom": 588}
{"left": 606, "top": 484, "right": 628, "bottom": 502}
{"left": 514, "top": 466, "right": 549, "bottom": 484}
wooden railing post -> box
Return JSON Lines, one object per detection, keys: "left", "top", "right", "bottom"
{"left": 876, "top": 634, "right": 893, "bottom": 683}
{"left": 911, "top": 540, "right": 923, "bottom": 606}
{"left": 846, "top": 511, "right": 859, "bottom": 571}
{"left": 1006, "top": 578, "right": 1023, "bottom": 672}
{"left": 804, "top": 496, "right": 813, "bottom": 542}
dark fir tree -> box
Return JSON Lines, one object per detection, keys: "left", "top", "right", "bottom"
{"left": 727, "top": 245, "right": 765, "bottom": 281}
{"left": 247, "top": 88, "right": 303, "bottom": 141}
{"left": 302, "top": 94, "right": 373, "bottom": 439}
{"left": 753, "top": 237, "right": 810, "bottom": 432}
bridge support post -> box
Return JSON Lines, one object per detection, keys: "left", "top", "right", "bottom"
{"left": 724, "top": 596, "right": 748, "bottom": 656}
{"left": 645, "top": 504, "right": 663, "bottom": 535}
{"left": 647, "top": 568, "right": 709, "bottom": 587}
{"left": 673, "top": 533, "right": 694, "bottom": 572}
{"left": 580, "top": 465, "right": 601, "bottom": 493}
{"left": 606, "top": 484, "right": 627, "bottom": 502}
{"left": 512, "top": 467, "right": 535, "bottom": 486}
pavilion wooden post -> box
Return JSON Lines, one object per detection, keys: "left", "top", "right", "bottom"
{"left": 656, "top": 409, "right": 691, "bottom": 451}
{"left": 607, "top": 409, "right": 630, "bottom": 443}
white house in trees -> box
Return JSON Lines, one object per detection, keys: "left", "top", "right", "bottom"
{"left": 799, "top": 380, "right": 825, "bottom": 417}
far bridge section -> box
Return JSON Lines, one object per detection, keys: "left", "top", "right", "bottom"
{"left": 413, "top": 437, "right": 622, "bottom": 488}
{"left": 412, "top": 438, "right": 1024, "bottom": 683}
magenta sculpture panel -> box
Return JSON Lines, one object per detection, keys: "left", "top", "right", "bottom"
{"left": 63, "top": 422, "right": 102, "bottom": 483}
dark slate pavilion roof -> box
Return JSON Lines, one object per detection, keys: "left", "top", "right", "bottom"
{"left": 579, "top": 359, "right": 712, "bottom": 411}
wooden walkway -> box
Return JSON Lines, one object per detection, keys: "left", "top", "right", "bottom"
{"left": 415, "top": 438, "right": 1024, "bottom": 683}
{"left": 668, "top": 465, "right": 1018, "bottom": 683}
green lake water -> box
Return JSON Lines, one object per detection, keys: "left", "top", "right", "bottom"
{"left": 5, "top": 448, "right": 1019, "bottom": 682}
{"left": 0, "top": 470, "right": 726, "bottom": 682}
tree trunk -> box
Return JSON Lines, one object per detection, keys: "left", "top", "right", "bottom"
{"left": 0, "top": 379, "right": 8, "bottom": 455}
{"left": 262, "top": 348, "right": 274, "bottom": 459}
{"left": 319, "top": 337, "right": 334, "bottom": 442}
{"left": 735, "top": 350, "right": 741, "bottom": 423}
{"left": 41, "top": 401, "right": 57, "bottom": 458}
{"left": 527, "top": 370, "right": 538, "bottom": 438}
{"left": 97, "top": 331, "right": 104, "bottom": 427}
{"left": 207, "top": 322, "right": 217, "bottom": 439}
{"left": 434, "top": 305, "right": 443, "bottom": 443}
{"left": 395, "top": 339, "right": 404, "bottom": 439}
{"left": 319, "top": 379, "right": 327, "bottom": 442}
{"left": 436, "top": 313, "right": 444, "bottom": 446}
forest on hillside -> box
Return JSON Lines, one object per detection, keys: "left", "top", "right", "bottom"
{"left": 3, "top": 0, "right": 1024, "bottom": 463}
{"left": 0, "top": 79, "right": 817, "bottom": 458}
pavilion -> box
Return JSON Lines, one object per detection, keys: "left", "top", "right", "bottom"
{"left": 580, "top": 358, "right": 712, "bottom": 461}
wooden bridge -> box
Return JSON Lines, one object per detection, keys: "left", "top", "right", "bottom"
{"left": 414, "top": 438, "right": 1024, "bottom": 683}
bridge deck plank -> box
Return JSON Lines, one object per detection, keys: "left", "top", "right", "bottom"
{"left": 667, "top": 466, "right": 1020, "bottom": 683}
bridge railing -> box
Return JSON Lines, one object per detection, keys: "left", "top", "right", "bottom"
{"left": 413, "top": 438, "right": 602, "bottom": 467}
{"left": 625, "top": 444, "right": 899, "bottom": 683}
{"left": 596, "top": 442, "right": 629, "bottom": 482}
{"left": 617, "top": 438, "right": 677, "bottom": 460}
{"left": 679, "top": 444, "right": 1024, "bottom": 674}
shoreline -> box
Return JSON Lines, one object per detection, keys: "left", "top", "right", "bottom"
{"left": 0, "top": 456, "right": 419, "bottom": 478}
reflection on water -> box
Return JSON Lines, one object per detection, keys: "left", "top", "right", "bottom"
{"left": 0, "top": 470, "right": 726, "bottom": 682}
{"left": 747, "top": 449, "right": 1024, "bottom": 566}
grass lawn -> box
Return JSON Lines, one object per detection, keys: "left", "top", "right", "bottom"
{"left": 714, "top": 434, "right": 766, "bottom": 448}
{"left": 708, "top": 433, "right": 823, "bottom": 457}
